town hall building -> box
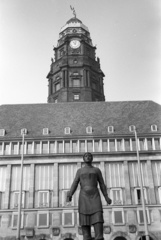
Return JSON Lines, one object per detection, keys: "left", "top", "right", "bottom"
{"left": 0, "top": 15, "right": 161, "bottom": 240}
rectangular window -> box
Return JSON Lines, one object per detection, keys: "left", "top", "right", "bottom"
{"left": 38, "top": 191, "right": 49, "bottom": 207}
{"left": 57, "top": 141, "right": 63, "bottom": 153}
{"left": 137, "top": 209, "right": 150, "bottom": 224}
{"left": 117, "top": 139, "right": 124, "bottom": 151}
{"left": 34, "top": 142, "right": 41, "bottom": 154}
{"left": 102, "top": 140, "right": 108, "bottom": 152}
{"left": 109, "top": 139, "right": 115, "bottom": 151}
{"left": 154, "top": 138, "right": 160, "bottom": 150}
{"left": 134, "top": 188, "right": 148, "bottom": 204}
{"left": 64, "top": 141, "right": 70, "bottom": 153}
{"left": 74, "top": 94, "right": 79, "bottom": 100}
{"left": 131, "top": 139, "right": 136, "bottom": 151}
{"left": 158, "top": 187, "right": 161, "bottom": 204}
{"left": 4, "top": 143, "right": 10, "bottom": 155}
{"left": 0, "top": 143, "right": 3, "bottom": 155}
{"left": 112, "top": 209, "right": 124, "bottom": 225}
{"left": 80, "top": 140, "right": 85, "bottom": 152}
{"left": 0, "top": 192, "right": 2, "bottom": 209}
{"left": 94, "top": 140, "right": 100, "bottom": 152}
{"left": 49, "top": 141, "right": 55, "bottom": 153}
{"left": 87, "top": 140, "right": 93, "bottom": 152}
{"left": 42, "top": 141, "right": 48, "bottom": 154}
{"left": 124, "top": 139, "right": 131, "bottom": 151}
{"left": 73, "top": 79, "right": 80, "bottom": 87}
{"left": 62, "top": 211, "right": 74, "bottom": 227}
{"left": 11, "top": 142, "right": 18, "bottom": 155}
{"left": 55, "top": 82, "right": 60, "bottom": 91}
{"left": 37, "top": 212, "right": 49, "bottom": 228}
{"left": 13, "top": 192, "right": 25, "bottom": 208}
{"left": 111, "top": 188, "right": 123, "bottom": 205}
{"left": 12, "top": 212, "right": 24, "bottom": 229}
{"left": 72, "top": 141, "right": 78, "bottom": 153}
{"left": 26, "top": 142, "right": 33, "bottom": 154}
{"left": 147, "top": 138, "right": 153, "bottom": 150}
{"left": 139, "top": 139, "right": 146, "bottom": 151}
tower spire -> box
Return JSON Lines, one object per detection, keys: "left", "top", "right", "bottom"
{"left": 70, "top": 5, "right": 76, "bottom": 18}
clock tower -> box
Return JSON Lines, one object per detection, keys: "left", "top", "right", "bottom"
{"left": 47, "top": 16, "right": 105, "bottom": 103}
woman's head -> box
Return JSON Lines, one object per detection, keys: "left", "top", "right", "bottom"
{"left": 83, "top": 152, "right": 93, "bottom": 163}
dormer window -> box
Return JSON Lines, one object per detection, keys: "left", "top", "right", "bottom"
{"left": 21, "top": 128, "right": 27, "bottom": 135}
{"left": 129, "top": 125, "right": 136, "bottom": 132}
{"left": 0, "top": 129, "right": 5, "bottom": 136}
{"left": 64, "top": 127, "right": 71, "bottom": 135}
{"left": 151, "top": 124, "right": 157, "bottom": 132}
{"left": 86, "top": 126, "right": 93, "bottom": 134}
{"left": 43, "top": 128, "right": 49, "bottom": 135}
{"left": 108, "top": 126, "right": 114, "bottom": 133}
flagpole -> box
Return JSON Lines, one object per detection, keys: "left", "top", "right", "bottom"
{"left": 133, "top": 128, "right": 149, "bottom": 240}
{"left": 17, "top": 129, "right": 26, "bottom": 240}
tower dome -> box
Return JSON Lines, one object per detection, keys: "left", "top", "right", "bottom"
{"left": 60, "top": 17, "right": 89, "bottom": 33}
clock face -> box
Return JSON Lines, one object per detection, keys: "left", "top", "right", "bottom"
{"left": 70, "top": 40, "right": 80, "bottom": 49}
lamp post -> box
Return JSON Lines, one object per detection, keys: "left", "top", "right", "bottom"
{"left": 133, "top": 128, "right": 149, "bottom": 240}
{"left": 17, "top": 129, "right": 27, "bottom": 240}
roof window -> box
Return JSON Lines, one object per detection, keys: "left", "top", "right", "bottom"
{"left": 43, "top": 128, "right": 49, "bottom": 135}
{"left": 21, "top": 128, "right": 27, "bottom": 135}
{"left": 0, "top": 129, "right": 5, "bottom": 136}
{"left": 129, "top": 125, "right": 136, "bottom": 132}
{"left": 64, "top": 127, "right": 71, "bottom": 135}
{"left": 151, "top": 124, "right": 157, "bottom": 132}
{"left": 86, "top": 126, "right": 93, "bottom": 134}
{"left": 108, "top": 126, "right": 114, "bottom": 133}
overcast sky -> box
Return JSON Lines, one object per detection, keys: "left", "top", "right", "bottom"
{"left": 0, "top": 0, "right": 161, "bottom": 105}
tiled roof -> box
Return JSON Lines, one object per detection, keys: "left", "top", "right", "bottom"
{"left": 0, "top": 101, "right": 161, "bottom": 139}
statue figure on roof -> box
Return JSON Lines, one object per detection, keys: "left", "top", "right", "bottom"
{"left": 70, "top": 5, "right": 76, "bottom": 18}
{"left": 67, "top": 152, "right": 112, "bottom": 240}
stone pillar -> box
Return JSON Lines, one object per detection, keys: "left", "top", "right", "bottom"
{"left": 4, "top": 164, "right": 11, "bottom": 209}
{"left": 147, "top": 160, "right": 156, "bottom": 204}
{"left": 53, "top": 163, "right": 59, "bottom": 207}
{"left": 124, "top": 161, "right": 132, "bottom": 205}
{"left": 28, "top": 163, "right": 35, "bottom": 208}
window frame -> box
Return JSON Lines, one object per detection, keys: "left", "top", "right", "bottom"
{"left": 0, "top": 129, "right": 5, "bottom": 136}
{"left": 112, "top": 208, "right": 125, "bottom": 225}
{"left": 134, "top": 187, "right": 148, "bottom": 205}
{"left": 110, "top": 188, "right": 123, "bottom": 205}
{"left": 151, "top": 124, "right": 157, "bottom": 132}
{"left": 38, "top": 190, "right": 50, "bottom": 208}
{"left": 13, "top": 191, "right": 25, "bottom": 209}
{"left": 74, "top": 94, "right": 80, "bottom": 100}
{"left": 43, "top": 128, "right": 49, "bottom": 135}
{"left": 37, "top": 211, "right": 49, "bottom": 228}
{"left": 86, "top": 126, "right": 93, "bottom": 134}
{"left": 62, "top": 210, "right": 75, "bottom": 227}
{"left": 12, "top": 212, "right": 24, "bottom": 229}
{"left": 55, "top": 82, "right": 61, "bottom": 92}
{"left": 108, "top": 126, "right": 114, "bottom": 133}
{"left": 137, "top": 208, "right": 150, "bottom": 224}
{"left": 158, "top": 187, "right": 161, "bottom": 204}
